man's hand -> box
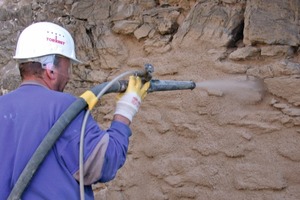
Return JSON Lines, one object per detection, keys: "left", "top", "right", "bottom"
{"left": 114, "top": 76, "right": 150, "bottom": 122}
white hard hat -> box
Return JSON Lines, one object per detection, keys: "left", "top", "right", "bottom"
{"left": 13, "top": 22, "right": 82, "bottom": 64}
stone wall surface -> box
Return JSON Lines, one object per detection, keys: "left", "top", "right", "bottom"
{"left": 1, "top": 0, "right": 300, "bottom": 199}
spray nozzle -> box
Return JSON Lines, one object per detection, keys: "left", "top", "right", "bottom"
{"left": 116, "top": 64, "right": 195, "bottom": 93}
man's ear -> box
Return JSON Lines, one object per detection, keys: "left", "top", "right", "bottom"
{"left": 45, "top": 69, "right": 55, "bottom": 80}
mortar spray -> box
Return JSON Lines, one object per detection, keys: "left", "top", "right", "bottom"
{"left": 196, "top": 77, "right": 265, "bottom": 103}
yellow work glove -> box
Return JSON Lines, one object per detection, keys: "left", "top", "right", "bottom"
{"left": 114, "top": 76, "right": 150, "bottom": 122}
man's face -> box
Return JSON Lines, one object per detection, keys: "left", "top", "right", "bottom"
{"left": 52, "top": 57, "right": 71, "bottom": 92}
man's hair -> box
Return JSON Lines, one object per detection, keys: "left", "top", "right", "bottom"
{"left": 19, "top": 55, "right": 61, "bottom": 80}
{"left": 19, "top": 62, "right": 44, "bottom": 80}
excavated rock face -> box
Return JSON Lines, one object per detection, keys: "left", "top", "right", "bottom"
{"left": 1, "top": 0, "right": 300, "bottom": 199}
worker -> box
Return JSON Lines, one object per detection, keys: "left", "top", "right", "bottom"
{"left": 0, "top": 22, "right": 149, "bottom": 199}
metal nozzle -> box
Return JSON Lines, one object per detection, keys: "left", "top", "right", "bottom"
{"left": 117, "top": 79, "right": 196, "bottom": 93}
{"left": 116, "top": 64, "right": 196, "bottom": 93}
{"left": 147, "top": 79, "right": 196, "bottom": 93}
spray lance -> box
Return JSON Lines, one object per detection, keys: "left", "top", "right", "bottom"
{"left": 8, "top": 64, "right": 196, "bottom": 200}
{"left": 89, "top": 64, "right": 196, "bottom": 95}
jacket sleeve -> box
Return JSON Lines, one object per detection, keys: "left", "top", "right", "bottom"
{"left": 57, "top": 111, "right": 131, "bottom": 185}
{"left": 99, "top": 121, "right": 132, "bottom": 182}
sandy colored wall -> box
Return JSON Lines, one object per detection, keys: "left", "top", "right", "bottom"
{"left": 1, "top": 0, "right": 300, "bottom": 199}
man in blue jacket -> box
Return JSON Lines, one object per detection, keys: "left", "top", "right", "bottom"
{"left": 0, "top": 22, "right": 149, "bottom": 199}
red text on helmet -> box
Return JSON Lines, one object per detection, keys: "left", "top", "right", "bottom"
{"left": 47, "top": 36, "right": 65, "bottom": 45}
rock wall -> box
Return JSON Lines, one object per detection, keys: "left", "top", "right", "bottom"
{"left": 1, "top": 0, "right": 300, "bottom": 199}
